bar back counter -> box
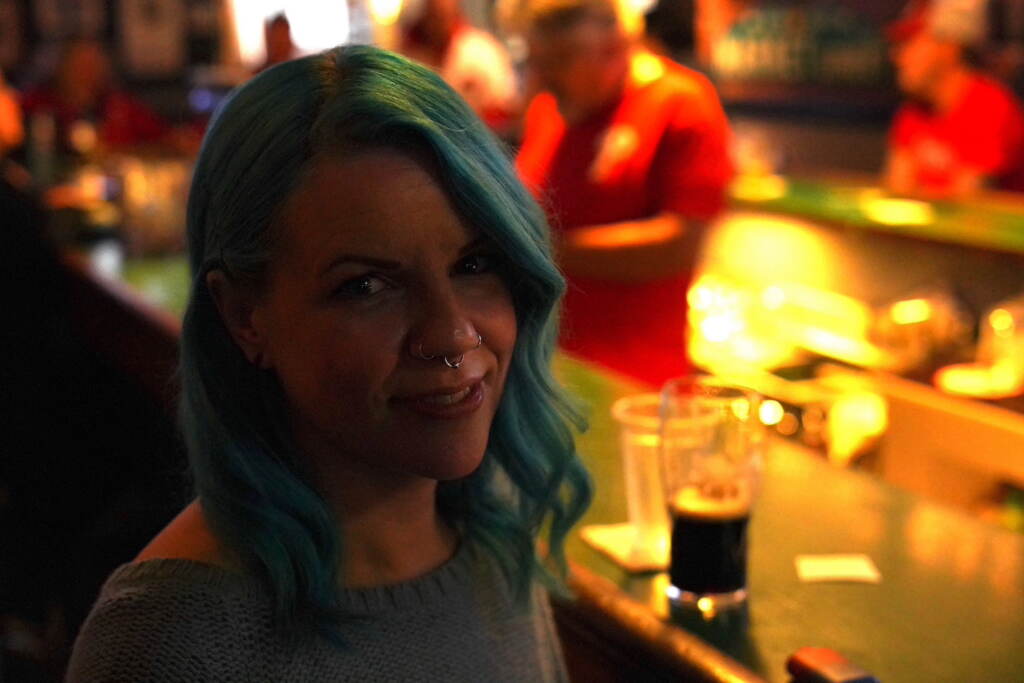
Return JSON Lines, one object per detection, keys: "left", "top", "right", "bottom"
{"left": 60, "top": 222, "right": 1024, "bottom": 681}
{"left": 704, "top": 176, "right": 1024, "bottom": 511}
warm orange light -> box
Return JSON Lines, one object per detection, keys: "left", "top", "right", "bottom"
{"left": 777, "top": 412, "right": 799, "bottom": 436}
{"left": 688, "top": 283, "right": 715, "bottom": 311}
{"left": 630, "top": 52, "right": 665, "bottom": 85}
{"left": 704, "top": 215, "right": 835, "bottom": 292}
{"left": 798, "top": 328, "right": 892, "bottom": 369}
{"left": 730, "top": 174, "right": 788, "bottom": 202}
{"left": 778, "top": 284, "right": 872, "bottom": 337}
{"left": 369, "top": 0, "right": 403, "bottom": 25}
{"left": 687, "top": 272, "right": 900, "bottom": 373}
{"left": 571, "top": 220, "right": 682, "bottom": 249}
{"left": 890, "top": 298, "right": 933, "bottom": 326}
{"left": 989, "top": 308, "right": 1015, "bottom": 335}
{"left": 826, "top": 392, "right": 888, "bottom": 466}
{"left": 730, "top": 397, "right": 751, "bottom": 421}
{"left": 860, "top": 197, "right": 934, "bottom": 226}
{"left": 687, "top": 275, "right": 799, "bottom": 372}
{"left": 759, "top": 399, "right": 784, "bottom": 426}
{"left": 934, "top": 362, "right": 1024, "bottom": 399}
{"left": 699, "top": 314, "right": 742, "bottom": 343}
{"left": 762, "top": 285, "right": 785, "bottom": 310}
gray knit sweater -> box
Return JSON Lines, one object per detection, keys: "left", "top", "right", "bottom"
{"left": 66, "top": 543, "right": 569, "bottom": 682}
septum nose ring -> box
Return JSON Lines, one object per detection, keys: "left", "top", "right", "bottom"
{"left": 415, "top": 334, "right": 482, "bottom": 368}
{"left": 443, "top": 334, "right": 482, "bottom": 369}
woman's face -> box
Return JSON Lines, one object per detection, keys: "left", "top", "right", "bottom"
{"left": 244, "top": 150, "right": 517, "bottom": 486}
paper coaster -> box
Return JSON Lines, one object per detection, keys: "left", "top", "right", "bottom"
{"left": 795, "top": 554, "right": 882, "bottom": 583}
{"left": 580, "top": 523, "right": 669, "bottom": 572}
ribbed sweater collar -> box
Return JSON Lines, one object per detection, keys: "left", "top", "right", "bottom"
{"left": 104, "top": 540, "right": 479, "bottom": 615}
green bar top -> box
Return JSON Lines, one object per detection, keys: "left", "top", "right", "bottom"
{"left": 558, "top": 355, "right": 1024, "bottom": 683}
{"left": 729, "top": 176, "right": 1024, "bottom": 255}
{"left": 113, "top": 255, "right": 1024, "bottom": 682}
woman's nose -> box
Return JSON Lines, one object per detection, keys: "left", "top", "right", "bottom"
{"left": 407, "top": 289, "right": 481, "bottom": 363}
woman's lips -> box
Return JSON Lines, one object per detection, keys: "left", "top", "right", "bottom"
{"left": 394, "top": 382, "right": 485, "bottom": 418}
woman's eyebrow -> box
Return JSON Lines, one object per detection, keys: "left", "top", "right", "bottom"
{"left": 458, "top": 237, "right": 491, "bottom": 255}
{"left": 319, "top": 254, "right": 402, "bottom": 276}
{"left": 319, "top": 237, "right": 491, "bottom": 276}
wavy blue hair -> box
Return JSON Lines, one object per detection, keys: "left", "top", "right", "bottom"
{"left": 180, "top": 45, "right": 592, "bottom": 641}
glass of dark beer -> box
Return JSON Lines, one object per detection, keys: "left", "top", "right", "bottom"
{"left": 660, "top": 376, "right": 763, "bottom": 611}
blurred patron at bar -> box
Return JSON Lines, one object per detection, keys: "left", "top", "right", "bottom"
{"left": 513, "top": 0, "right": 732, "bottom": 386}
{"left": 399, "top": 0, "right": 518, "bottom": 132}
{"left": 885, "top": 0, "right": 1024, "bottom": 198}
{"left": 254, "top": 13, "right": 298, "bottom": 74}
{"left": 21, "top": 37, "right": 169, "bottom": 157}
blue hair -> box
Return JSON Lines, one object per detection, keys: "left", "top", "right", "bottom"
{"left": 180, "top": 45, "right": 592, "bottom": 642}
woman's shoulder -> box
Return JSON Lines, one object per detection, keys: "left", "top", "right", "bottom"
{"left": 66, "top": 499, "right": 277, "bottom": 683}
{"left": 66, "top": 558, "right": 274, "bottom": 682}
{"left": 133, "top": 499, "right": 228, "bottom": 565}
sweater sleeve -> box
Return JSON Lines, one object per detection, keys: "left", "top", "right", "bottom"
{"left": 66, "top": 580, "right": 249, "bottom": 683}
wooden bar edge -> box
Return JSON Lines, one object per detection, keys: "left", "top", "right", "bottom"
{"left": 552, "top": 560, "right": 768, "bottom": 683}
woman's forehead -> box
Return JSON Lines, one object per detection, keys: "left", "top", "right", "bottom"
{"left": 273, "top": 151, "right": 477, "bottom": 267}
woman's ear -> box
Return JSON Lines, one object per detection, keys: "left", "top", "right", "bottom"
{"left": 206, "top": 270, "right": 272, "bottom": 368}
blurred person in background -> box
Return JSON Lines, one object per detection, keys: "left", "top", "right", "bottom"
{"left": 512, "top": 0, "right": 732, "bottom": 386}
{"left": 21, "top": 37, "right": 169, "bottom": 156}
{"left": 255, "top": 13, "right": 297, "bottom": 73}
{"left": 400, "top": 0, "right": 519, "bottom": 133}
{"left": 885, "top": 0, "right": 1024, "bottom": 198}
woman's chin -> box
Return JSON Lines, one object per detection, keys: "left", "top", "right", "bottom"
{"left": 426, "top": 447, "right": 487, "bottom": 482}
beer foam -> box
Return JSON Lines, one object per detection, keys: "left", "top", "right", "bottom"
{"left": 670, "top": 483, "right": 752, "bottom": 521}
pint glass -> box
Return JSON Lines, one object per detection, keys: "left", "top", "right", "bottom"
{"left": 660, "top": 376, "right": 763, "bottom": 610}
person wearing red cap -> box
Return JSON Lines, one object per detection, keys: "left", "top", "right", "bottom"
{"left": 885, "top": 0, "right": 1024, "bottom": 198}
{"left": 513, "top": 0, "right": 732, "bottom": 386}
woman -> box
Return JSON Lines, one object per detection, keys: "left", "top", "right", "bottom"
{"left": 67, "top": 45, "right": 591, "bottom": 680}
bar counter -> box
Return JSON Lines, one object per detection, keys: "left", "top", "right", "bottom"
{"left": 730, "top": 174, "right": 1024, "bottom": 255}
{"left": 559, "top": 355, "right": 1024, "bottom": 683}
{"left": 61, "top": 252, "right": 1024, "bottom": 682}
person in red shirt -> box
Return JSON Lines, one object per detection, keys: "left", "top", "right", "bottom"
{"left": 21, "top": 38, "right": 169, "bottom": 156}
{"left": 885, "top": 0, "right": 1024, "bottom": 197}
{"left": 514, "top": 0, "right": 732, "bottom": 386}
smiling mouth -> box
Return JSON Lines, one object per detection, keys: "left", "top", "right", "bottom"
{"left": 420, "top": 386, "right": 472, "bottom": 406}
{"left": 395, "top": 382, "right": 484, "bottom": 418}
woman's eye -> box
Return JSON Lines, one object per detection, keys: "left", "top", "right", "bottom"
{"left": 336, "top": 275, "right": 387, "bottom": 298}
{"left": 456, "top": 253, "right": 496, "bottom": 275}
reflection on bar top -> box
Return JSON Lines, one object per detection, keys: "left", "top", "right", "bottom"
{"left": 728, "top": 174, "right": 1024, "bottom": 256}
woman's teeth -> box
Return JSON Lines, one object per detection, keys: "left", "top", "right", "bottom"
{"left": 422, "top": 387, "right": 471, "bottom": 405}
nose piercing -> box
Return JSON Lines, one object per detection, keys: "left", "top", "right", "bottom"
{"left": 414, "top": 343, "right": 436, "bottom": 361}
{"left": 442, "top": 333, "right": 482, "bottom": 368}
{"left": 417, "top": 334, "right": 482, "bottom": 367}
{"left": 420, "top": 334, "right": 482, "bottom": 368}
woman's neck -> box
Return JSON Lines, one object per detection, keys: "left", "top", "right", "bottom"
{"left": 334, "top": 475, "right": 459, "bottom": 588}
{"left": 931, "top": 65, "right": 973, "bottom": 115}
{"left": 303, "top": 446, "right": 459, "bottom": 588}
